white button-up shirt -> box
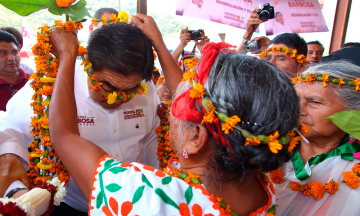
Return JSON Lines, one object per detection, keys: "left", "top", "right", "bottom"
{"left": 0, "top": 63, "right": 160, "bottom": 211}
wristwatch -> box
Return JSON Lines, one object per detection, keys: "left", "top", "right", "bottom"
{"left": 5, "top": 187, "right": 27, "bottom": 198}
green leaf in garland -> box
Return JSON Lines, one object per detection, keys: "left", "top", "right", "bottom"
{"left": 104, "top": 159, "right": 115, "bottom": 169}
{"left": 325, "top": 110, "right": 360, "bottom": 140}
{"left": 0, "top": 0, "right": 51, "bottom": 16}
{"left": 48, "top": 0, "right": 91, "bottom": 21}
{"left": 132, "top": 186, "right": 145, "bottom": 204}
{"left": 184, "top": 186, "right": 193, "bottom": 205}
{"left": 105, "top": 183, "right": 122, "bottom": 193}
{"left": 142, "top": 174, "right": 153, "bottom": 188}
{"left": 96, "top": 190, "right": 104, "bottom": 209}
{"left": 155, "top": 188, "right": 179, "bottom": 210}
{"left": 109, "top": 167, "right": 127, "bottom": 174}
{"left": 161, "top": 176, "right": 172, "bottom": 185}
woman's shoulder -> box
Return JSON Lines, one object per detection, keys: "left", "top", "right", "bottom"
{"left": 89, "top": 156, "right": 221, "bottom": 216}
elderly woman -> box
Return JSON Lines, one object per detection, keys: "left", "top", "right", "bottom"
{"left": 48, "top": 14, "right": 302, "bottom": 215}
{"left": 275, "top": 60, "right": 360, "bottom": 215}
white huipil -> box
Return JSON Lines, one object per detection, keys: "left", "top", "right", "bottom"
{"left": 0, "top": 62, "right": 160, "bottom": 212}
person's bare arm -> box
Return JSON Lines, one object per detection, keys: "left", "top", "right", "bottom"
{"left": 49, "top": 28, "right": 106, "bottom": 199}
{"left": 131, "top": 14, "right": 183, "bottom": 94}
{"left": 0, "top": 154, "right": 31, "bottom": 197}
{"left": 171, "top": 27, "right": 191, "bottom": 61}
{"left": 237, "top": 7, "right": 263, "bottom": 53}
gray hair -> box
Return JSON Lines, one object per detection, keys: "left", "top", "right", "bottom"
{"left": 301, "top": 60, "right": 360, "bottom": 110}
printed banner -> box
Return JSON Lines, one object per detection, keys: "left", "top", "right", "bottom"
{"left": 176, "top": 0, "right": 260, "bottom": 30}
{"left": 259, "top": 0, "right": 328, "bottom": 35}
{"left": 21, "top": 19, "right": 36, "bottom": 57}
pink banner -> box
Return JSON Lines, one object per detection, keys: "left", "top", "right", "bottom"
{"left": 21, "top": 19, "right": 36, "bottom": 57}
{"left": 176, "top": 0, "right": 260, "bottom": 30}
{"left": 260, "top": 0, "right": 328, "bottom": 35}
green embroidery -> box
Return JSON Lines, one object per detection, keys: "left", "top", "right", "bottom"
{"left": 98, "top": 159, "right": 122, "bottom": 208}
{"left": 132, "top": 186, "right": 145, "bottom": 204}
{"left": 184, "top": 186, "right": 193, "bottom": 205}
{"left": 96, "top": 190, "right": 104, "bottom": 209}
{"left": 155, "top": 188, "right": 179, "bottom": 210}
{"left": 105, "top": 183, "right": 122, "bottom": 193}
{"left": 109, "top": 167, "right": 127, "bottom": 174}
{"left": 142, "top": 174, "right": 153, "bottom": 188}
{"left": 104, "top": 159, "right": 115, "bottom": 168}
{"left": 161, "top": 176, "right": 172, "bottom": 185}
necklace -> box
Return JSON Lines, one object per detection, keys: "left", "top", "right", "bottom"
{"left": 165, "top": 162, "right": 277, "bottom": 216}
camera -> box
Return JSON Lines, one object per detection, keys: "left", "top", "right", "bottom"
{"left": 255, "top": 3, "right": 275, "bottom": 21}
{"left": 244, "top": 40, "right": 261, "bottom": 52}
{"left": 187, "top": 29, "right": 204, "bottom": 40}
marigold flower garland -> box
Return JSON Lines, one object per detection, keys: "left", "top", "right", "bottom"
{"left": 259, "top": 47, "right": 307, "bottom": 64}
{"left": 270, "top": 162, "right": 360, "bottom": 200}
{"left": 183, "top": 69, "right": 310, "bottom": 154}
{"left": 292, "top": 73, "right": 360, "bottom": 91}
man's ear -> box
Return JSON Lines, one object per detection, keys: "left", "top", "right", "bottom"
{"left": 89, "top": 24, "right": 94, "bottom": 33}
{"left": 186, "top": 124, "right": 208, "bottom": 155}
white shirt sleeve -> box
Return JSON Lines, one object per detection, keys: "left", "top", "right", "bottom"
{"left": 141, "top": 82, "right": 161, "bottom": 170}
{"left": 0, "top": 81, "right": 34, "bottom": 164}
{"left": 3, "top": 180, "right": 28, "bottom": 198}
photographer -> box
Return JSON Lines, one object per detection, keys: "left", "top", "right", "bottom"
{"left": 237, "top": 7, "right": 270, "bottom": 54}
{"left": 171, "top": 27, "right": 209, "bottom": 65}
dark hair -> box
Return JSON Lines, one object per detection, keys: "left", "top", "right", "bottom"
{"left": 87, "top": 23, "right": 154, "bottom": 81}
{"left": 267, "top": 33, "right": 307, "bottom": 56}
{"left": 341, "top": 42, "right": 360, "bottom": 49}
{"left": 307, "top": 40, "right": 324, "bottom": 52}
{"left": 0, "top": 27, "right": 22, "bottom": 45}
{"left": 152, "top": 69, "right": 160, "bottom": 78}
{"left": 93, "top": 8, "right": 119, "bottom": 19}
{"left": 0, "top": 30, "right": 19, "bottom": 47}
{"left": 276, "top": 12, "right": 282, "bottom": 15}
{"left": 204, "top": 53, "right": 299, "bottom": 174}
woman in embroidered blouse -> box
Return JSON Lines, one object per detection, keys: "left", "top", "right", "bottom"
{"left": 275, "top": 60, "right": 360, "bottom": 216}
{"left": 49, "top": 14, "right": 300, "bottom": 216}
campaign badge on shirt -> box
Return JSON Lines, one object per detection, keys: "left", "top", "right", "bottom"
{"left": 123, "top": 109, "right": 145, "bottom": 120}
{"left": 77, "top": 115, "right": 95, "bottom": 126}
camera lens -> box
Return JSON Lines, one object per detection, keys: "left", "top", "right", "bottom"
{"left": 259, "top": 11, "right": 270, "bottom": 21}
{"left": 246, "top": 42, "right": 256, "bottom": 51}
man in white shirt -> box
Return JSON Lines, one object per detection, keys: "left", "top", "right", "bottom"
{"left": 0, "top": 8, "right": 159, "bottom": 215}
{"left": 272, "top": 12, "right": 293, "bottom": 35}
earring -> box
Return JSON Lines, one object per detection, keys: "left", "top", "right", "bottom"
{"left": 182, "top": 149, "right": 188, "bottom": 159}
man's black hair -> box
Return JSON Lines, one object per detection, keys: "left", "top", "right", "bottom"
{"left": 341, "top": 42, "right": 360, "bottom": 49}
{"left": 93, "top": 8, "right": 119, "bottom": 19}
{"left": 1, "top": 27, "right": 22, "bottom": 45}
{"left": 0, "top": 30, "right": 19, "bottom": 47}
{"left": 87, "top": 23, "right": 154, "bottom": 81}
{"left": 307, "top": 40, "right": 324, "bottom": 53}
{"left": 267, "top": 33, "right": 307, "bottom": 56}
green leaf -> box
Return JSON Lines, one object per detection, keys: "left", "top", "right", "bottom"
{"left": 325, "top": 110, "right": 360, "bottom": 140}
{"left": 96, "top": 190, "right": 104, "bottom": 209}
{"left": 132, "top": 186, "right": 145, "bottom": 204}
{"left": 155, "top": 188, "right": 179, "bottom": 210}
{"left": 109, "top": 167, "right": 127, "bottom": 174}
{"left": 104, "top": 159, "right": 115, "bottom": 168}
{"left": 184, "top": 186, "right": 193, "bottom": 205}
{"left": 161, "top": 176, "right": 172, "bottom": 185}
{"left": 142, "top": 174, "right": 153, "bottom": 188}
{"left": 0, "top": 0, "right": 51, "bottom": 16}
{"left": 105, "top": 183, "right": 122, "bottom": 193}
{"left": 48, "top": 0, "right": 91, "bottom": 21}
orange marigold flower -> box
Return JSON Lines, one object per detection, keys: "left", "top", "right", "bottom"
{"left": 110, "top": 13, "right": 119, "bottom": 23}
{"left": 245, "top": 136, "right": 261, "bottom": 146}
{"left": 322, "top": 73, "right": 330, "bottom": 87}
{"left": 64, "top": 20, "right": 76, "bottom": 32}
{"left": 157, "top": 76, "right": 165, "bottom": 86}
{"left": 352, "top": 162, "right": 360, "bottom": 174}
{"left": 353, "top": 78, "right": 360, "bottom": 92}
{"left": 310, "top": 181, "right": 326, "bottom": 200}
{"left": 292, "top": 74, "right": 301, "bottom": 85}
{"left": 338, "top": 78, "right": 346, "bottom": 86}
{"left": 77, "top": 46, "right": 87, "bottom": 56}
{"left": 304, "top": 74, "right": 317, "bottom": 84}
{"left": 101, "top": 15, "right": 108, "bottom": 25}
{"left": 91, "top": 17, "right": 98, "bottom": 26}
{"left": 55, "top": 0, "right": 76, "bottom": 7}
{"left": 290, "top": 49, "right": 297, "bottom": 58}
{"left": 290, "top": 182, "right": 301, "bottom": 191}
{"left": 182, "top": 70, "right": 196, "bottom": 84}
{"left": 54, "top": 20, "right": 64, "bottom": 29}
{"left": 300, "top": 124, "right": 310, "bottom": 135}
{"left": 189, "top": 83, "right": 205, "bottom": 99}
{"left": 324, "top": 179, "right": 339, "bottom": 194}
{"left": 221, "top": 115, "right": 241, "bottom": 135}
{"left": 300, "top": 184, "right": 312, "bottom": 196}
{"left": 269, "top": 168, "right": 284, "bottom": 183}
{"left": 37, "top": 85, "right": 54, "bottom": 96}
{"left": 288, "top": 136, "right": 302, "bottom": 153}
{"left": 201, "top": 111, "right": 215, "bottom": 124}
{"left": 343, "top": 171, "right": 360, "bottom": 188}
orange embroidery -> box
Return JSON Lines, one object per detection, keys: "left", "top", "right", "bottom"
{"left": 121, "top": 201, "right": 133, "bottom": 216}
{"left": 179, "top": 203, "right": 191, "bottom": 216}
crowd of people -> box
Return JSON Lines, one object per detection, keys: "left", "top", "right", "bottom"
{"left": 0, "top": 6, "right": 359, "bottom": 216}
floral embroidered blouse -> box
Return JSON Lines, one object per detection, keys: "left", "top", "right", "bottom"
{"left": 89, "top": 156, "right": 276, "bottom": 216}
